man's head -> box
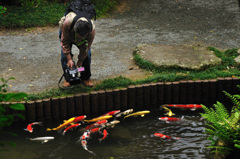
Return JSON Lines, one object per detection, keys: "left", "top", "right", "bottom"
{"left": 74, "top": 20, "right": 92, "bottom": 37}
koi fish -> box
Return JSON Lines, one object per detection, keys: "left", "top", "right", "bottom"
{"left": 163, "top": 107, "right": 175, "bottom": 117}
{"left": 90, "top": 127, "right": 101, "bottom": 134}
{"left": 24, "top": 122, "right": 43, "bottom": 133}
{"left": 81, "top": 140, "right": 96, "bottom": 156}
{"left": 158, "top": 116, "right": 183, "bottom": 123}
{"left": 124, "top": 110, "right": 150, "bottom": 119}
{"left": 84, "top": 115, "right": 112, "bottom": 123}
{"left": 154, "top": 133, "right": 180, "bottom": 140}
{"left": 104, "top": 120, "right": 120, "bottom": 129}
{"left": 78, "top": 130, "right": 91, "bottom": 141}
{"left": 27, "top": 136, "right": 54, "bottom": 143}
{"left": 162, "top": 104, "right": 203, "bottom": 111}
{"left": 73, "top": 115, "right": 86, "bottom": 123}
{"left": 46, "top": 117, "right": 75, "bottom": 131}
{"left": 100, "top": 110, "right": 121, "bottom": 116}
{"left": 85, "top": 120, "right": 108, "bottom": 130}
{"left": 62, "top": 123, "right": 81, "bottom": 136}
{"left": 99, "top": 129, "right": 108, "bottom": 143}
{"left": 115, "top": 109, "right": 134, "bottom": 118}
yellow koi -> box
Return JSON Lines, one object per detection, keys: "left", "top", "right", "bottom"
{"left": 163, "top": 107, "right": 175, "bottom": 117}
{"left": 84, "top": 115, "right": 113, "bottom": 123}
{"left": 124, "top": 110, "right": 150, "bottom": 119}
{"left": 46, "top": 117, "right": 75, "bottom": 131}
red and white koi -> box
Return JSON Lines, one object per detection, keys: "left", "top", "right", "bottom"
{"left": 99, "top": 129, "right": 108, "bottom": 142}
{"left": 79, "top": 130, "right": 91, "bottom": 141}
{"left": 81, "top": 139, "right": 96, "bottom": 155}
{"left": 24, "top": 122, "right": 43, "bottom": 133}
{"left": 158, "top": 116, "right": 184, "bottom": 123}
{"left": 162, "top": 104, "right": 203, "bottom": 111}
{"left": 62, "top": 123, "right": 81, "bottom": 136}
{"left": 85, "top": 120, "right": 108, "bottom": 130}
{"left": 100, "top": 110, "right": 121, "bottom": 117}
{"left": 154, "top": 133, "right": 180, "bottom": 140}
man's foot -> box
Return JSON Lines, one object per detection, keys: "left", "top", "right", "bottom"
{"left": 82, "top": 79, "right": 93, "bottom": 87}
{"left": 63, "top": 80, "right": 70, "bottom": 87}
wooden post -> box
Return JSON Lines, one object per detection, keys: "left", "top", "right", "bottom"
{"left": 51, "top": 98, "right": 60, "bottom": 119}
{"left": 217, "top": 77, "right": 226, "bottom": 102}
{"left": 232, "top": 77, "right": 240, "bottom": 95}
{"left": 179, "top": 81, "right": 187, "bottom": 104}
{"left": 172, "top": 82, "right": 180, "bottom": 104}
{"left": 194, "top": 80, "right": 202, "bottom": 104}
{"left": 106, "top": 90, "right": 113, "bottom": 111}
{"left": 35, "top": 100, "right": 44, "bottom": 121}
{"left": 127, "top": 85, "right": 135, "bottom": 109}
{"left": 82, "top": 93, "right": 90, "bottom": 116}
{"left": 186, "top": 80, "right": 194, "bottom": 104}
{"left": 120, "top": 88, "right": 128, "bottom": 110}
{"left": 67, "top": 96, "right": 75, "bottom": 117}
{"left": 157, "top": 82, "right": 165, "bottom": 106}
{"left": 135, "top": 85, "right": 144, "bottom": 110}
{"left": 164, "top": 82, "right": 172, "bottom": 104}
{"left": 98, "top": 90, "right": 106, "bottom": 114}
{"left": 43, "top": 99, "right": 51, "bottom": 120}
{"left": 90, "top": 92, "right": 98, "bottom": 116}
{"left": 150, "top": 83, "right": 158, "bottom": 109}
{"left": 209, "top": 79, "right": 217, "bottom": 104}
{"left": 26, "top": 101, "right": 36, "bottom": 122}
{"left": 143, "top": 84, "right": 151, "bottom": 110}
{"left": 113, "top": 89, "right": 121, "bottom": 110}
{"left": 59, "top": 97, "right": 67, "bottom": 119}
{"left": 202, "top": 80, "right": 210, "bottom": 104}
{"left": 225, "top": 77, "right": 233, "bottom": 94}
{"left": 74, "top": 94, "right": 83, "bottom": 115}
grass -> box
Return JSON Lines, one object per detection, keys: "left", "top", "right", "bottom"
{"left": 0, "top": 0, "right": 119, "bottom": 28}
{"left": 25, "top": 47, "right": 240, "bottom": 101}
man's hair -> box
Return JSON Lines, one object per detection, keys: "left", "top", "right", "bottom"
{"left": 74, "top": 20, "right": 91, "bottom": 36}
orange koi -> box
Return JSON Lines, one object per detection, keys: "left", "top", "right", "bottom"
{"left": 154, "top": 133, "right": 180, "bottom": 140}
{"left": 162, "top": 104, "right": 203, "bottom": 111}
{"left": 99, "top": 129, "right": 108, "bottom": 142}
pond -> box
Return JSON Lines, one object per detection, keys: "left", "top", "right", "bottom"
{"left": 0, "top": 109, "right": 212, "bottom": 159}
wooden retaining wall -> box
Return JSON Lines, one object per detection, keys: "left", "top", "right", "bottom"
{"left": 4, "top": 77, "right": 240, "bottom": 122}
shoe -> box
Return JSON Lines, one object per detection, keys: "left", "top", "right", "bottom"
{"left": 82, "top": 79, "right": 93, "bottom": 87}
{"left": 63, "top": 80, "right": 70, "bottom": 87}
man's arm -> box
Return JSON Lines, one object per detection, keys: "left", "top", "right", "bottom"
{"left": 61, "top": 17, "right": 74, "bottom": 68}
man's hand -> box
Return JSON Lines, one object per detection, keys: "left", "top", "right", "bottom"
{"left": 67, "top": 59, "right": 74, "bottom": 69}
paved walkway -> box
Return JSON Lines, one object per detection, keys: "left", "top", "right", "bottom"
{"left": 0, "top": 0, "right": 239, "bottom": 93}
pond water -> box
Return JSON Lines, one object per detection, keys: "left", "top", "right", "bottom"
{"left": 0, "top": 109, "right": 212, "bottom": 159}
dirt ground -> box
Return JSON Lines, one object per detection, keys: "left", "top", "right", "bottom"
{"left": 0, "top": 0, "right": 239, "bottom": 94}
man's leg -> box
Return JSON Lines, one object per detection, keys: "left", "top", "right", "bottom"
{"left": 81, "top": 49, "right": 93, "bottom": 87}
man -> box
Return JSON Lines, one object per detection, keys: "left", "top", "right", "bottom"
{"left": 59, "top": 11, "right": 95, "bottom": 87}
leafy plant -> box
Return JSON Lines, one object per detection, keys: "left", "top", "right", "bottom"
{"left": 0, "top": 77, "right": 27, "bottom": 150}
{"left": 0, "top": 6, "right": 7, "bottom": 14}
{"left": 200, "top": 90, "right": 240, "bottom": 157}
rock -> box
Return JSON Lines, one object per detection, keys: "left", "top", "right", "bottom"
{"left": 234, "top": 49, "right": 240, "bottom": 64}
{"left": 133, "top": 44, "right": 222, "bottom": 70}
